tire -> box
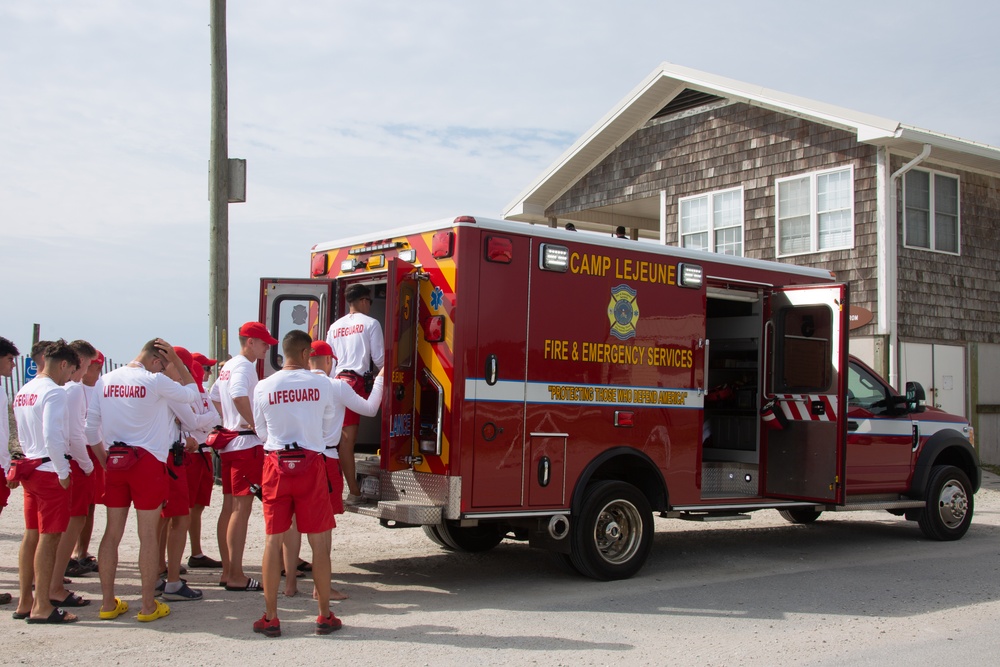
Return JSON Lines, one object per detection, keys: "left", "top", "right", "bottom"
{"left": 917, "top": 465, "right": 974, "bottom": 541}
{"left": 422, "top": 525, "right": 453, "bottom": 550}
{"left": 778, "top": 507, "right": 822, "bottom": 524}
{"left": 569, "top": 480, "right": 653, "bottom": 581}
{"left": 434, "top": 522, "right": 504, "bottom": 553}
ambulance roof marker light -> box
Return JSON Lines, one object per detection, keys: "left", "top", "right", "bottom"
{"left": 454, "top": 216, "right": 477, "bottom": 224}
{"left": 678, "top": 263, "right": 704, "bottom": 289}
{"left": 539, "top": 243, "right": 569, "bottom": 272}
{"left": 340, "top": 258, "right": 359, "bottom": 273}
{"left": 399, "top": 248, "right": 417, "bottom": 263}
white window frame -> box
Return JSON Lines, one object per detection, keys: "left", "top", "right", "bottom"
{"left": 903, "top": 167, "right": 961, "bottom": 256}
{"left": 678, "top": 186, "right": 744, "bottom": 256}
{"left": 775, "top": 165, "right": 855, "bottom": 258}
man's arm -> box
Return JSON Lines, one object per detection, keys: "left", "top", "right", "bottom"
{"left": 42, "top": 389, "right": 71, "bottom": 482}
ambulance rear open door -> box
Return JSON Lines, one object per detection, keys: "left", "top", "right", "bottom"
{"left": 258, "top": 278, "right": 337, "bottom": 378}
{"left": 381, "top": 258, "right": 420, "bottom": 474}
{"left": 762, "top": 283, "right": 849, "bottom": 504}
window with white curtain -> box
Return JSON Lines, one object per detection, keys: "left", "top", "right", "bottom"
{"left": 679, "top": 187, "right": 743, "bottom": 256}
{"left": 904, "top": 168, "right": 960, "bottom": 254}
{"left": 776, "top": 166, "right": 854, "bottom": 257}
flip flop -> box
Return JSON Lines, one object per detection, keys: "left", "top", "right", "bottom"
{"left": 224, "top": 577, "right": 262, "bottom": 592}
{"left": 12, "top": 610, "right": 30, "bottom": 620}
{"left": 136, "top": 599, "right": 171, "bottom": 622}
{"left": 99, "top": 597, "right": 129, "bottom": 620}
{"left": 50, "top": 592, "right": 90, "bottom": 608}
{"left": 297, "top": 560, "right": 312, "bottom": 573}
{"left": 26, "top": 608, "right": 78, "bottom": 624}
{"left": 280, "top": 569, "right": 306, "bottom": 579}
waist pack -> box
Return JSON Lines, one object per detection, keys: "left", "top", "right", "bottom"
{"left": 205, "top": 427, "right": 257, "bottom": 450}
{"left": 6, "top": 456, "right": 51, "bottom": 483}
{"left": 106, "top": 443, "right": 143, "bottom": 472}
{"left": 275, "top": 447, "right": 318, "bottom": 478}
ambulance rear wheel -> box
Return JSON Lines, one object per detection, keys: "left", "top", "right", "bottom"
{"left": 435, "top": 522, "right": 504, "bottom": 552}
{"left": 569, "top": 480, "right": 652, "bottom": 581}
{"left": 778, "top": 508, "right": 822, "bottom": 524}
{"left": 422, "top": 525, "right": 454, "bottom": 550}
{"left": 917, "top": 465, "right": 974, "bottom": 541}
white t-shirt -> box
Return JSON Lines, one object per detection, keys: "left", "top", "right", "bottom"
{"left": 326, "top": 312, "right": 384, "bottom": 376}
{"left": 64, "top": 381, "right": 94, "bottom": 473}
{"left": 253, "top": 368, "right": 336, "bottom": 453}
{"left": 85, "top": 363, "right": 200, "bottom": 463}
{"left": 82, "top": 383, "right": 102, "bottom": 446}
{"left": 208, "top": 355, "right": 263, "bottom": 453}
{"left": 309, "top": 369, "right": 385, "bottom": 456}
{"left": 181, "top": 389, "right": 220, "bottom": 444}
{"left": 13, "top": 376, "right": 70, "bottom": 479}
{"left": 0, "top": 388, "right": 9, "bottom": 475}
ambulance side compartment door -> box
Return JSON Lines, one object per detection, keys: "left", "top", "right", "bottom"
{"left": 762, "top": 282, "right": 849, "bottom": 503}
{"left": 381, "top": 259, "right": 419, "bottom": 473}
{"left": 258, "top": 278, "right": 337, "bottom": 378}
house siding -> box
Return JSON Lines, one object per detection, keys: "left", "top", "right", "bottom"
{"left": 894, "top": 158, "right": 1000, "bottom": 344}
{"left": 547, "top": 103, "right": 880, "bottom": 335}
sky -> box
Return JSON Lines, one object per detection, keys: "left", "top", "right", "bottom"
{"left": 2, "top": 0, "right": 998, "bottom": 365}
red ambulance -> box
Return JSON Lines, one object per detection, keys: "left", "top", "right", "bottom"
{"left": 259, "top": 215, "right": 979, "bottom": 580}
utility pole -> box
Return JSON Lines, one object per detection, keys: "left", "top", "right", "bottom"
{"left": 208, "top": 0, "right": 229, "bottom": 371}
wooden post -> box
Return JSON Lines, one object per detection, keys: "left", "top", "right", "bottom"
{"left": 208, "top": 0, "right": 229, "bottom": 374}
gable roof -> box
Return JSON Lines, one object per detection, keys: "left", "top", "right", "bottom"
{"left": 504, "top": 62, "right": 1000, "bottom": 224}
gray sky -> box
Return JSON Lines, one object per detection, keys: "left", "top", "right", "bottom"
{"left": 2, "top": 0, "right": 998, "bottom": 363}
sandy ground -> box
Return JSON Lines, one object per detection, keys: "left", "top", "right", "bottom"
{"left": 2, "top": 470, "right": 999, "bottom": 666}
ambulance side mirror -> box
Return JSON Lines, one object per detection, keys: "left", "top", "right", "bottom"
{"left": 905, "top": 382, "right": 926, "bottom": 413}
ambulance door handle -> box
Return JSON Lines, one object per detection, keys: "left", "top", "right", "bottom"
{"left": 485, "top": 354, "right": 498, "bottom": 386}
{"left": 847, "top": 420, "right": 859, "bottom": 431}
{"left": 538, "top": 457, "right": 551, "bottom": 487}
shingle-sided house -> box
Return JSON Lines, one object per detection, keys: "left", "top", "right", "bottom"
{"left": 503, "top": 62, "right": 1000, "bottom": 464}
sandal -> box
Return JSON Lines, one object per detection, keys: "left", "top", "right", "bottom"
{"left": 50, "top": 592, "right": 90, "bottom": 608}
{"left": 99, "top": 597, "right": 129, "bottom": 620}
{"left": 136, "top": 599, "right": 171, "bottom": 622}
{"left": 26, "top": 608, "right": 79, "bottom": 624}
{"left": 224, "top": 577, "right": 263, "bottom": 592}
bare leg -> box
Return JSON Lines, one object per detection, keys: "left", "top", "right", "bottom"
{"left": 157, "top": 516, "right": 169, "bottom": 574}
{"left": 166, "top": 515, "right": 191, "bottom": 583}
{"left": 188, "top": 505, "right": 206, "bottom": 557}
{"left": 15, "top": 530, "right": 39, "bottom": 616}
{"left": 217, "top": 493, "right": 232, "bottom": 584}
{"left": 74, "top": 504, "right": 96, "bottom": 561}
{"left": 98, "top": 507, "right": 129, "bottom": 613}
{"left": 340, "top": 425, "right": 360, "bottom": 496}
{"left": 306, "top": 530, "right": 332, "bottom": 618}
{"left": 262, "top": 533, "right": 284, "bottom": 620}
{"left": 49, "top": 515, "right": 86, "bottom": 602}
{"left": 226, "top": 495, "right": 254, "bottom": 587}
{"left": 31, "top": 533, "right": 69, "bottom": 620}
{"left": 135, "top": 508, "right": 164, "bottom": 616}
{"left": 282, "top": 523, "right": 301, "bottom": 596}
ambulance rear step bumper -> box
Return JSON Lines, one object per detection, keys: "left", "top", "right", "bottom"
{"left": 350, "top": 458, "right": 460, "bottom": 522}
{"left": 350, "top": 501, "right": 442, "bottom": 526}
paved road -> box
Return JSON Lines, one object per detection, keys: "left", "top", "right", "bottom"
{"left": 2, "top": 473, "right": 998, "bottom": 666}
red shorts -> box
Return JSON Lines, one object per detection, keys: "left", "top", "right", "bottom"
{"left": 0, "top": 477, "right": 10, "bottom": 510}
{"left": 324, "top": 455, "right": 344, "bottom": 515}
{"left": 23, "top": 470, "right": 71, "bottom": 534}
{"left": 88, "top": 446, "right": 105, "bottom": 505}
{"left": 161, "top": 457, "right": 190, "bottom": 518}
{"left": 261, "top": 451, "right": 335, "bottom": 535}
{"left": 68, "top": 459, "right": 95, "bottom": 518}
{"left": 336, "top": 372, "right": 368, "bottom": 427}
{"left": 185, "top": 448, "right": 214, "bottom": 507}
{"left": 221, "top": 446, "right": 264, "bottom": 497}
{"left": 103, "top": 448, "right": 168, "bottom": 511}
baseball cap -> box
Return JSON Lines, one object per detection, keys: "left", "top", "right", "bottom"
{"left": 310, "top": 341, "right": 333, "bottom": 357}
{"left": 239, "top": 321, "right": 278, "bottom": 345}
{"left": 91, "top": 350, "right": 105, "bottom": 366}
{"left": 172, "top": 346, "right": 195, "bottom": 371}
{"left": 192, "top": 352, "right": 217, "bottom": 367}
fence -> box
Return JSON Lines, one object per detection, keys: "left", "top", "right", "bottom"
{"left": 2, "top": 355, "right": 123, "bottom": 402}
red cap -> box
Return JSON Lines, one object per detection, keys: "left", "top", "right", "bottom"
{"left": 172, "top": 346, "right": 195, "bottom": 371}
{"left": 239, "top": 321, "right": 278, "bottom": 345}
{"left": 192, "top": 352, "right": 217, "bottom": 367}
{"left": 310, "top": 341, "right": 333, "bottom": 357}
{"left": 91, "top": 350, "right": 105, "bottom": 366}
{"left": 191, "top": 362, "right": 206, "bottom": 393}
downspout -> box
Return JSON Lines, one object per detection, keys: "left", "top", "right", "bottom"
{"left": 883, "top": 142, "right": 932, "bottom": 389}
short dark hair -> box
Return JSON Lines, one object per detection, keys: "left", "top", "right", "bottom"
{"left": 70, "top": 339, "right": 97, "bottom": 359}
{"left": 31, "top": 340, "right": 55, "bottom": 360}
{"left": 345, "top": 284, "right": 371, "bottom": 304}
{"left": 44, "top": 339, "right": 81, "bottom": 368}
{"left": 282, "top": 329, "right": 312, "bottom": 359}
{"left": 0, "top": 336, "right": 18, "bottom": 357}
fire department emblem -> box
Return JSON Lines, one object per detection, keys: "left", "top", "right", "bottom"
{"left": 607, "top": 284, "right": 639, "bottom": 340}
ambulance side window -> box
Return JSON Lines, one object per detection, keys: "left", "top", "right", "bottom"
{"left": 847, "top": 363, "right": 889, "bottom": 415}
{"left": 271, "top": 295, "right": 320, "bottom": 368}
{"left": 775, "top": 305, "right": 831, "bottom": 393}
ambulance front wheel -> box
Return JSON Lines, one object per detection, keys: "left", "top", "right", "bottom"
{"left": 917, "top": 465, "right": 974, "bottom": 541}
{"left": 569, "top": 480, "right": 652, "bottom": 581}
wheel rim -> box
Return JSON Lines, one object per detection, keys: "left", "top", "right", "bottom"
{"left": 937, "top": 479, "right": 969, "bottom": 529}
{"left": 592, "top": 499, "right": 643, "bottom": 565}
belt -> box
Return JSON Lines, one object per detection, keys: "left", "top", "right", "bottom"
{"left": 336, "top": 370, "right": 363, "bottom": 378}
